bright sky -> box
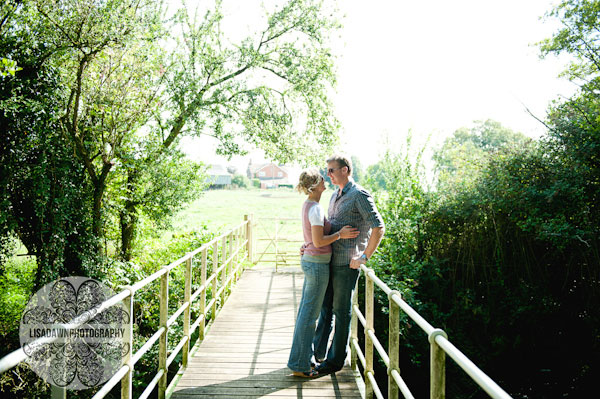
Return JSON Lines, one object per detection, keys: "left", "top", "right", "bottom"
{"left": 181, "top": 0, "right": 575, "bottom": 172}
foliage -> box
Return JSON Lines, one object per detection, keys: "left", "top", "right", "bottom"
{"left": 0, "top": 1, "right": 101, "bottom": 287}
{"left": 1, "top": 0, "right": 342, "bottom": 273}
{"left": 351, "top": 155, "right": 363, "bottom": 183}
{"left": 232, "top": 174, "right": 250, "bottom": 188}
{"left": 0, "top": 58, "right": 20, "bottom": 77}
{"left": 433, "top": 119, "right": 529, "bottom": 194}
{"left": 363, "top": 113, "right": 599, "bottom": 397}
{"left": 161, "top": 0, "right": 341, "bottom": 165}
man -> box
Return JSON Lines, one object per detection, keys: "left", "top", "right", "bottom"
{"left": 313, "top": 154, "right": 385, "bottom": 375}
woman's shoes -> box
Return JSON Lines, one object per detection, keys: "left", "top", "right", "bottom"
{"left": 292, "top": 369, "right": 319, "bottom": 378}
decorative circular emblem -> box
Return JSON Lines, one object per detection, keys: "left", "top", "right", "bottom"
{"left": 19, "top": 277, "right": 130, "bottom": 390}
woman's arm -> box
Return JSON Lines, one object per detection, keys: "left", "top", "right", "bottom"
{"left": 311, "top": 225, "right": 359, "bottom": 248}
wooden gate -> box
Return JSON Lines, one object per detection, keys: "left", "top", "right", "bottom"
{"left": 254, "top": 217, "right": 302, "bottom": 271}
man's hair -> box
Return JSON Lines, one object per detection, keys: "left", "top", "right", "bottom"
{"left": 327, "top": 154, "right": 352, "bottom": 175}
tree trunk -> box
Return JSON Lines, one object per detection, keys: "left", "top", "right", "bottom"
{"left": 120, "top": 169, "right": 140, "bottom": 261}
{"left": 120, "top": 202, "right": 137, "bottom": 261}
{"left": 92, "top": 180, "right": 107, "bottom": 254}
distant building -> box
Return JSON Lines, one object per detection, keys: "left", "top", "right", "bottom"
{"left": 247, "top": 161, "right": 289, "bottom": 188}
{"left": 206, "top": 164, "right": 232, "bottom": 188}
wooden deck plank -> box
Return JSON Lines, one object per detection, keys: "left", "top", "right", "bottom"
{"left": 171, "top": 267, "right": 362, "bottom": 398}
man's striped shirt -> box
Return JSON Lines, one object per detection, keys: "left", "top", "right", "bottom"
{"left": 328, "top": 179, "right": 384, "bottom": 266}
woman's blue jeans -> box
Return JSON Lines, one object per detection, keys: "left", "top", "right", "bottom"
{"left": 287, "top": 259, "right": 330, "bottom": 372}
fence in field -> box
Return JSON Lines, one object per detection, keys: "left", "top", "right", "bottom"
{"left": 0, "top": 214, "right": 513, "bottom": 399}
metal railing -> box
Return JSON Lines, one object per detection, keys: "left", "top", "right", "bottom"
{"left": 0, "top": 214, "right": 254, "bottom": 399}
{"left": 351, "top": 265, "right": 513, "bottom": 399}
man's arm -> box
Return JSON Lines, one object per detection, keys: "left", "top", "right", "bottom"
{"left": 350, "top": 226, "right": 384, "bottom": 269}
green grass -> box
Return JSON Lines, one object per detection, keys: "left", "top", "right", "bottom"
{"left": 168, "top": 187, "right": 335, "bottom": 266}
{"left": 170, "top": 187, "right": 334, "bottom": 234}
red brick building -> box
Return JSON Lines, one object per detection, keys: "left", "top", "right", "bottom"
{"left": 247, "top": 162, "right": 289, "bottom": 188}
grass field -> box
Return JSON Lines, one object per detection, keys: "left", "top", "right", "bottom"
{"left": 170, "top": 187, "right": 334, "bottom": 233}
{"left": 169, "top": 187, "right": 335, "bottom": 267}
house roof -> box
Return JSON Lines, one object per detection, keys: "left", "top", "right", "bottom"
{"left": 208, "top": 164, "right": 231, "bottom": 176}
{"left": 248, "top": 162, "right": 287, "bottom": 174}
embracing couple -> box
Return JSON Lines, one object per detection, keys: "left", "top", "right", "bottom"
{"left": 287, "top": 154, "right": 385, "bottom": 377}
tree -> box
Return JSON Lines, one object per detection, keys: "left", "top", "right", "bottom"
{"left": 351, "top": 155, "right": 363, "bottom": 183}
{"left": 433, "top": 119, "right": 529, "bottom": 193}
{"left": 539, "top": 0, "right": 600, "bottom": 232}
{"left": 158, "top": 0, "right": 340, "bottom": 163}
{"left": 117, "top": 0, "right": 342, "bottom": 258}
{"left": 2, "top": 0, "right": 342, "bottom": 275}
{"left": 0, "top": 1, "right": 99, "bottom": 287}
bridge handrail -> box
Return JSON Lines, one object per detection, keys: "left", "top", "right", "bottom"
{"left": 0, "top": 215, "right": 255, "bottom": 399}
{"left": 352, "top": 264, "right": 513, "bottom": 399}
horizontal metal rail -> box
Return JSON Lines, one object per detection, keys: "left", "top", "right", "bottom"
{"left": 0, "top": 215, "right": 255, "bottom": 399}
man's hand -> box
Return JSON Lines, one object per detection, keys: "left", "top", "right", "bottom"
{"left": 349, "top": 254, "right": 367, "bottom": 269}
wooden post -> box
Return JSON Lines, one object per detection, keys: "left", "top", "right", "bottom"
{"left": 200, "top": 248, "right": 207, "bottom": 341}
{"left": 228, "top": 231, "right": 233, "bottom": 291}
{"left": 158, "top": 269, "right": 169, "bottom": 399}
{"left": 275, "top": 217, "right": 279, "bottom": 271}
{"left": 121, "top": 287, "right": 134, "bottom": 399}
{"left": 389, "top": 291, "right": 401, "bottom": 399}
{"left": 212, "top": 241, "right": 218, "bottom": 317}
{"left": 236, "top": 226, "right": 242, "bottom": 280}
{"left": 429, "top": 329, "right": 447, "bottom": 399}
{"left": 365, "top": 269, "right": 374, "bottom": 399}
{"left": 221, "top": 236, "right": 227, "bottom": 304}
{"left": 350, "top": 277, "right": 359, "bottom": 371}
{"left": 245, "top": 214, "right": 253, "bottom": 264}
{"left": 235, "top": 226, "right": 240, "bottom": 268}
{"left": 182, "top": 256, "right": 192, "bottom": 368}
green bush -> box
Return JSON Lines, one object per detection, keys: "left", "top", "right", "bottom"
{"left": 232, "top": 174, "right": 250, "bottom": 188}
{"left": 365, "top": 129, "right": 599, "bottom": 398}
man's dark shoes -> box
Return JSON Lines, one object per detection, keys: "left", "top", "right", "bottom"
{"left": 314, "top": 362, "right": 341, "bottom": 375}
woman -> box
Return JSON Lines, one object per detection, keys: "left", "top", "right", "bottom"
{"left": 287, "top": 168, "right": 358, "bottom": 377}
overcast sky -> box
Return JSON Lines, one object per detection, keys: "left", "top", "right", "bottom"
{"left": 181, "top": 0, "right": 575, "bottom": 171}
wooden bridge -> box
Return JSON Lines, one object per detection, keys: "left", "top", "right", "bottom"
{"left": 171, "top": 266, "right": 362, "bottom": 398}
{"left": 0, "top": 215, "right": 512, "bottom": 399}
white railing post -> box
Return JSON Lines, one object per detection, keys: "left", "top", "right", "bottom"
{"left": 221, "top": 236, "right": 227, "bottom": 304}
{"left": 158, "top": 269, "right": 169, "bottom": 399}
{"left": 212, "top": 241, "right": 218, "bottom": 317}
{"left": 389, "top": 290, "right": 401, "bottom": 399}
{"left": 351, "top": 277, "right": 359, "bottom": 371}
{"left": 200, "top": 248, "right": 207, "bottom": 340}
{"left": 228, "top": 231, "right": 233, "bottom": 291}
{"left": 182, "top": 256, "right": 192, "bottom": 368}
{"left": 121, "top": 287, "right": 134, "bottom": 399}
{"left": 245, "top": 214, "right": 253, "bottom": 264}
{"left": 274, "top": 217, "right": 279, "bottom": 271}
{"left": 235, "top": 226, "right": 240, "bottom": 269}
{"left": 365, "top": 269, "right": 375, "bottom": 399}
{"left": 429, "top": 329, "right": 448, "bottom": 399}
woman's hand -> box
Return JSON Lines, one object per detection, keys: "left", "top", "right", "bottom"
{"left": 338, "top": 225, "right": 359, "bottom": 239}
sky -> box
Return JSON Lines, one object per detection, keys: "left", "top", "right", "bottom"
{"left": 180, "top": 0, "right": 576, "bottom": 175}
